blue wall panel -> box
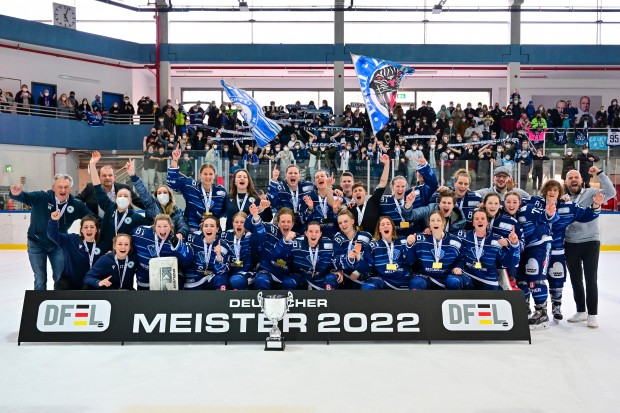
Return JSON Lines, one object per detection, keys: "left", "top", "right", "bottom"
{"left": 0, "top": 15, "right": 152, "bottom": 64}
{"left": 0, "top": 113, "right": 150, "bottom": 151}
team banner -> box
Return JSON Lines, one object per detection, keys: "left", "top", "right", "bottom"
{"left": 351, "top": 54, "right": 415, "bottom": 135}
{"left": 18, "top": 290, "right": 530, "bottom": 344}
{"left": 221, "top": 80, "right": 282, "bottom": 148}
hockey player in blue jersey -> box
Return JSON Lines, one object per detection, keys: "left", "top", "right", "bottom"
{"left": 131, "top": 215, "right": 193, "bottom": 290}
{"left": 47, "top": 212, "right": 102, "bottom": 289}
{"left": 505, "top": 191, "right": 558, "bottom": 330}
{"left": 346, "top": 216, "right": 412, "bottom": 290}
{"left": 275, "top": 221, "right": 341, "bottom": 290}
{"left": 220, "top": 205, "right": 266, "bottom": 290}
{"left": 454, "top": 209, "right": 520, "bottom": 290}
{"left": 332, "top": 210, "right": 373, "bottom": 289}
{"left": 89, "top": 151, "right": 150, "bottom": 253}
{"left": 402, "top": 189, "right": 467, "bottom": 235}
{"left": 268, "top": 164, "right": 314, "bottom": 232}
{"left": 83, "top": 234, "right": 137, "bottom": 289}
{"left": 185, "top": 214, "right": 229, "bottom": 290}
{"left": 253, "top": 208, "right": 297, "bottom": 290}
{"left": 480, "top": 192, "right": 523, "bottom": 290}
{"left": 301, "top": 170, "right": 339, "bottom": 238}
{"left": 523, "top": 180, "right": 603, "bottom": 321}
{"left": 409, "top": 210, "right": 466, "bottom": 290}
{"left": 168, "top": 145, "right": 228, "bottom": 230}
{"left": 430, "top": 169, "right": 482, "bottom": 229}
{"left": 379, "top": 156, "right": 438, "bottom": 236}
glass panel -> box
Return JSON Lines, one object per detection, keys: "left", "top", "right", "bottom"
{"left": 601, "top": 23, "right": 620, "bottom": 45}
{"left": 426, "top": 23, "right": 509, "bottom": 44}
{"left": 252, "top": 91, "right": 320, "bottom": 108}
{"left": 521, "top": 23, "right": 598, "bottom": 44}
{"left": 344, "top": 23, "right": 425, "bottom": 44}
{"left": 181, "top": 90, "right": 223, "bottom": 106}
{"left": 416, "top": 91, "right": 491, "bottom": 110}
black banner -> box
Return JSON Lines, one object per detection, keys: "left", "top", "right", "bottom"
{"left": 18, "top": 290, "right": 531, "bottom": 344}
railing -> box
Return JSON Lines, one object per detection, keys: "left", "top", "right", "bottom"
{"left": 0, "top": 102, "right": 155, "bottom": 125}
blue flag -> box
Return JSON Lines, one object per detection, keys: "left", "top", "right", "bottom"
{"left": 351, "top": 54, "right": 414, "bottom": 135}
{"left": 220, "top": 80, "right": 281, "bottom": 147}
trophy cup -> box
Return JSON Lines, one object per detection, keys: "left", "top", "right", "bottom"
{"left": 257, "top": 291, "right": 294, "bottom": 351}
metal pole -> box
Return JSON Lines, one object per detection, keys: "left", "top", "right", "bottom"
{"left": 366, "top": 158, "right": 371, "bottom": 191}
{"left": 552, "top": 159, "right": 556, "bottom": 181}
{"left": 269, "top": 159, "right": 272, "bottom": 181}
{"left": 440, "top": 161, "right": 445, "bottom": 186}
{"left": 517, "top": 162, "right": 521, "bottom": 189}
{"left": 490, "top": 161, "right": 494, "bottom": 187}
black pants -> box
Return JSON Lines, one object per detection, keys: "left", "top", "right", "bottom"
{"left": 565, "top": 241, "right": 600, "bottom": 315}
{"left": 531, "top": 165, "right": 543, "bottom": 190}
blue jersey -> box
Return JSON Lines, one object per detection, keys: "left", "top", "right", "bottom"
{"left": 255, "top": 222, "right": 291, "bottom": 280}
{"left": 523, "top": 196, "right": 599, "bottom": 250}
{"left": 515, "top": 203, "right": 558, "bottom": 247}
{"left": 332, "top": 230, "right": 372, "bottom": 275}
{"left": 83, "top": 252, "right": 137, "bottom": 289}
{"left": 488, "top": 212, "right": 524, "bottom": 252}
{"left": 408, "top": 233, "right": 462, "bottom": 279}
{"left": 431, "top": 190, "right": 482, "bottom": 229}
{"left": 456, "top": 230, "right": 520, "bottom": 285}
{"left": 267, "top": 179, "right": 314, "bottom": 232}
{"left": 131, "top": 225, "right": 193, "bottom": 288}
{"left": 379, "top": 163, "right": 438, "bottom": 234}
{"left": 220, "top": 219, "right": 266, "bottom": 274}
{"left": 301, "top": 190, "right": 340, "bottom": 238}
{"left": 47, "top": 219, "right": 103, "bottom": 288}
{"left": 167, "top": 167, "right": 227, "bottom": 229}
{"left": 353, "top": 236, "right": 412, "bottom": 288}
{"left": 275, "top": 236, "right": 335, "bottom": 281}
{"left": 94, "top": 184, "right": 151, "bottom": 253}
{"left": 185, "top": 232, "right": 228, "bottom": 286}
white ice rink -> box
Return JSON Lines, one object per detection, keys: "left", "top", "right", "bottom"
{"left": 1, "top": 250, "right": 619, "bottom": 413}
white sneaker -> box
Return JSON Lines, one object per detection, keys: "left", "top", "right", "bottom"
{"left": 568, "top": 312, "right": 588, "bottom": 323}
{"left": 587, "top": 315, "right": 599, "bottom": 328}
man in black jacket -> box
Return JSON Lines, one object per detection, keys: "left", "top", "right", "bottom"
{"left": 77, "top": 164, "right": 144, "bottom": 217}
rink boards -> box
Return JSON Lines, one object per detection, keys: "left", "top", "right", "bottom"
{"left": 18, "top": 290, "right": 531, "bottom": 344}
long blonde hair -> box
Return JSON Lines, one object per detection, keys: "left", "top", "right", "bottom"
{"left": 154, "top": 185, "right": 176, "bottom": 215}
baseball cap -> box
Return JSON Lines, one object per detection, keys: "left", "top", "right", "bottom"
{"left": 494, "top": 166, "right": 510, "bottom": 176}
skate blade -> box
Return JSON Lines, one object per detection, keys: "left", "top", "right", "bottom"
{"left": 529, "top": 322, "right": 550, "bottom": 331}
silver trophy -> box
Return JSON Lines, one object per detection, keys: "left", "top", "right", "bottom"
{"left": 257, "top": 291, "right": 294, "bottom": 351}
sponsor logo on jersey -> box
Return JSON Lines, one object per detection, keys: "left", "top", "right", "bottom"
{"left": 37, "top": 300, "right": 111, "bottom": 332}
{"left": 442, "top": 299, "right": 513, "bottom": 331}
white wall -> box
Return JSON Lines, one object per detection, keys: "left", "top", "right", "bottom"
{"left": 0, "top": 145, "right": 74, "bottom": 192}
{"left": 0, "top": 46, "right": 133, "bottom": 100}
{"left": 132, "top": 69, "right": 156, "bottom": 103}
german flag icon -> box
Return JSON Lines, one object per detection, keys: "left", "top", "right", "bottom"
{"left": 73, "top": 304, "right": 90, "bottom": 326}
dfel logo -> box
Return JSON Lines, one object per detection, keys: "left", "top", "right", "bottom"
{"left": 442, "top": 299, "right": 513, "bottom": 331}
{"left": 36, "top": 300, "right": 111, "bottom": 332}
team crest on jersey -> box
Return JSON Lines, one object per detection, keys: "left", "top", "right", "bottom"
{"left": 67, "top": 206, "right": 74, "bottom": 213}
{"left": 124, "top": 217, "right": 132, "bottom": 224}
{"left": 127, "top": 261, "right": 134, "bottom": 268}
{"left": 198, "top": 251, "right": 206, "bottom": 263}
{"left": 48, "top": 204, "right": 53, "bottom": 210}
{"left": 147, "top": 244, "right": 157, "bottom": 257}
{"left": 94, "top": 248, "right": 101, "bottom": 255}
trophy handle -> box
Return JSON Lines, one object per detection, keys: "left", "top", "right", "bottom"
{"left": 286, "top": 291, "right": 294, "bottom": 313}
{"left": 257, "top": 291, "right": 263, "bottom": 309}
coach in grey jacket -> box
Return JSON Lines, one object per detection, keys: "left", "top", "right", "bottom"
{"left": 564, "top": 166, "right": 616, "bottom": 328}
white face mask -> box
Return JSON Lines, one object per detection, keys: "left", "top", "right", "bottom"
{"left": 44, "top": 92, "right": 49, "bottom": 97}
{"left": 157, "top": 193, "right": 170, "bottom": 205}
{"left": 116, "top": 197, "right": 130, "bottom": 210}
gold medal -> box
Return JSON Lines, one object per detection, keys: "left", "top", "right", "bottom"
{"left": 386, "top": 263, "right": 398, "bottom": 270}
{"left": 432, "top": 262, "right": 442, "bottom": 269}
{"left": 233, "top": 260, "right": 243, "bottom": 267}
{"left": 399, "top": 221, "right": 410, "bottom": 229}
{"left": 356, "top": 225, "right": 362, "bottom": 231}
{"left": 276, "top": 259, "right": 287, "bottom": 267}
{"left": 475, "top": 262, "right": 482, "bottom": 269}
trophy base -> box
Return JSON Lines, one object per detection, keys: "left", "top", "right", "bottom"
{"left": 265, "top": 337, "right": 285, "bottom": 351}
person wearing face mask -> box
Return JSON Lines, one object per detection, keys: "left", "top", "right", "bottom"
{"left": 119, "top": 96, "right": 135, "bottom": 124}
{"left": 15, "top": 84, "right": 33, "bottom": 115}
{"left": 108, "top": 100, "right": 121, "bottom": 123}
{"left": 137, "top": 96, "right": 154, "bottom": 125}
{"left": 151, "top": 145, "right": 172, "bottom": 187}
{"left": 37, "top": 89, "right": 57, "bottom": 117}
{"left": 607, "top": 98, "right": 619, "bottom": 125}
{"left": 404, "top": 143, "right": 423, "bottom": 186}
{"left": 576, "top": 146, "right": 600, "bottom": 188}
{"left": 89, "top": 151, "right": 150, "bottom": 253}
{"left": 516, "top": 140, "right": 534, "bottom": 190}
{"left": 125, "top": 159, "right": 189, "bottom": 240}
